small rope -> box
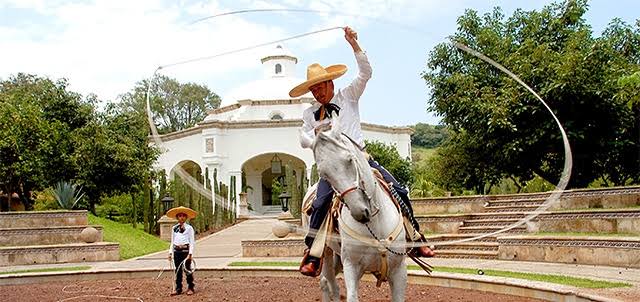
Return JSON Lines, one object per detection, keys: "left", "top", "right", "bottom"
{"left": 365, "top": 223, "right": 407, "bottom": 256}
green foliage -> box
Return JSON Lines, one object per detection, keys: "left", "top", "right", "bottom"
{"left": 0, "top": 266, "right": 91, "bottom": 275}
{"left": 271, "top": 178, "right": 284, "bottom": 206}
{"left": 0, "top": 73, "right": 159, "bottom": 212}
{"left": 423, "top": 0, "right": 640, "bottom": 190}
{"left": 284, "top": 164, "right": 302, "bottom": 218}
{"left": 0, "top": 74, "right": 93, "bottom": 210}
{"left": 365, "top": 140, "right": 413, "bottom": 186}
{"left": 50, "top": 181, "right": 85, "bottom": 210}
{"left": 119, "top": 74, "right": 222, "bottom": 134}
{"left": 310, "top": 164, "right": 319, "bottom": 185}
{"left": 32, "top": 190, "right": 59, "bottom": 211}
{"left": 88, "top": 214, "right": 169, "bottom": 260}
{"left": 411, "top": 123, "right": 449, "bottom": 148}
{"left": 73, "top": 105, "right": 159, "bottom": 213}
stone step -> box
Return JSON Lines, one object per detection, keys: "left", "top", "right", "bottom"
{"left": 462, "top": 219, "right": 522, "bottom": 227}
{"left": 0, "top": 242, "right": 120, "bottom": 266}
{"left": 486, "top": 198, "right": 547, "bottom": 207}
{"left": 458, "top": 225, "right": 527, "bottom": 234}
{"left": 432, "top": 249, "right": 498, "bottom": 259}
{"left": 0, "top": 225, "right": 103, "bottom": 246}
{"left": 424, "top": 234, "right": 497, "bottom": 243}
{"left": 484, "top": 205, "right": 543, "bottom": 213}
{"left": 464, "top": 212, "right": 529, "bottom": 220}
{"left": 0, "top": 210, "right": 88, "bottom": 228}
{"left": 433, "top": 242, "right": 499, "bottom": 251}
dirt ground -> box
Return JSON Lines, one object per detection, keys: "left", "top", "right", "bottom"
{"left": 1, "top": 276, "right": 546, "bottom": 302}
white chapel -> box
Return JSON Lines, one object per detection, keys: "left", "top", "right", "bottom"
{"left": 154, "top": 45, "right": 412, "bottom": 214}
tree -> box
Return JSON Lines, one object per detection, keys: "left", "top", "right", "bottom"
{"left": 365, "top": 140, "right": 413, "bottom": 186}
{"left": 73, "top": 105, "right": 159, "bottom": 214}
{"left": 119, "top": 75, "right": 222, "bottom": 134}
{"left": 411, "top": 123, "right": 449, "bottom": 148}
{"left": 423, "top": 0, "right": 640, "bottom": 189}
{"left": 0, "top": 74, "right": 93, "bottom": 210}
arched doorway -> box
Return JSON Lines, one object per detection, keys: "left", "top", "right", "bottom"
{"left": 242, "top": 153, "right": 306, "bottom": 214}
{"left": 170, "top": 160, "right": 203, "bottom": 182}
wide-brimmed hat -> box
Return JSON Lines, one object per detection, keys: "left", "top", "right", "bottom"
{"left": 166, "top": 206, "right": 197, "bottom": 219}
{"left": 289, "top": 63, "right": 347, "bottom": 97}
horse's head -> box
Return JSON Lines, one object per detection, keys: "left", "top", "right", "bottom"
{"left": 312, "top": 128, "right": 375, "bottom": 223}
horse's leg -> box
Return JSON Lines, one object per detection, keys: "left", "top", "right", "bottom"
{"left": 320, "top": 250, "right": 341, "bottom": 301}
{"left": 388, "top": 261, "right": 407, "bottom": 302}
{"left": 342, "top": 260, "right": 364, "bottom": 302}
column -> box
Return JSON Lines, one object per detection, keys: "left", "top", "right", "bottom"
{"left": 229, "top": 170, "right": 242, "bottom": 217}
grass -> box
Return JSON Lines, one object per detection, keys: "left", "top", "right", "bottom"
{"left": 534, "top": 231, "right": 637, "bottom": 237}
{"left": 88, "top": 214, "right": 169, "bottom": 260}
{"left": 408, "top": 265, "right": 631, "bottom": 289}
{"left": 0, "top": 266, "right": 91, "bottom": 275}
{"left": 228, "top": 261, "right": 631, "bottom": 289}
{"left": 411, "top": 146, "right": 437, "bottom": 163}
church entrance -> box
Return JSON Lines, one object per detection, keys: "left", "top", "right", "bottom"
{"left": 241, "top": 153, "right": 306, "bottom": 214}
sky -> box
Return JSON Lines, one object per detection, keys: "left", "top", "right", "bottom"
{"left": 1, "top": 0, "right": 638, "bottom": 126}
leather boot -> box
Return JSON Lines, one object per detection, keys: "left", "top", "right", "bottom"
{"left": 413, "top": 234, "right": 435, "bottom": 258}
{"left": 299, "top": 249, "right": 321, "bottom": 277}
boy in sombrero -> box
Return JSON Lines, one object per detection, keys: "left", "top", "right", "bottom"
{"left": 290, "top": 26, "right": 435, "bottom": 277}
{"left": 167, "top": 206, "right": 197, "bottom": 296}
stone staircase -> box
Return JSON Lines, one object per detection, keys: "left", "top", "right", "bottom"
{"left": 423, "top": 197, "right": 547, "bottom": 259}
{"left": 421, "top": 187, "right": 640, "bottom": 260}
{"left": 0, "top": 210, "right": 120, "bottom": 266}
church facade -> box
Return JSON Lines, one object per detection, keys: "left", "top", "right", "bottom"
{"left": 154, "top": 45, "right": 412, "bottom": 215}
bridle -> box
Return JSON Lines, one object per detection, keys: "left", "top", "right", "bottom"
{"left": 329, "top": 134, "right": 380, "bottom": 217}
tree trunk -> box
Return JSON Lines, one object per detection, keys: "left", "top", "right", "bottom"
{"left": 131, "top": 193, "right": 137, "bottom": 229}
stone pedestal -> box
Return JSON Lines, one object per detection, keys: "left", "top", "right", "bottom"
{"left": 158, "top": 215, "right": 177, "bottom": 241}
{"left": 238, "top": 192, "right": 250, "bottom": 219}
{"left": 278, "top": 210, "right": 294, "bottom": 220}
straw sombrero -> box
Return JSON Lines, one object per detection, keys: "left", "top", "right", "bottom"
{"left": 289, "top": 63, "right": 347, "bottom": 97}
{"left": 166, "top": 206, "right": 197, "bottom": 219}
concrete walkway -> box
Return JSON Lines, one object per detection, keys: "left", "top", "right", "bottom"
{"left": 1, "top": 219, "right": 639, "bottom": 300}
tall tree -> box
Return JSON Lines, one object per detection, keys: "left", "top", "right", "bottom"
{"left": 119, "top": 75, "right": 222, "bottom": 134}
{"left": 0, "top": 74, "right": 93, "bottom": 209}
{"left": 73, "top": 105, "right": 159, "bottom": 213}
{"left": 411, "top": 123, "right": 450, "bottom": 148}
{"left": 365, "top": 140, "right": 413, "bottom": 186}
{"left": 423, "top": 0, "right": 640, "bottom": 189}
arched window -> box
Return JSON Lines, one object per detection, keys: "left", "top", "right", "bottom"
{"left": 275, "top": 63, "right": 282, "bottom": 74}
{"left": 271, "top": 113, "right": 283, "bottom": 120}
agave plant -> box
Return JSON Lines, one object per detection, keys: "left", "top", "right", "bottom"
{"left": 51, "top": 181, "right": 85, "bottom": 210}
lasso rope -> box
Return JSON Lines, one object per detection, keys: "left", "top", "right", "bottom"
{"left": 146, "top": 8, "right": 572, "bottom": 250}
{"left": 58, "top": 280, "right": 143, "bottom": 302}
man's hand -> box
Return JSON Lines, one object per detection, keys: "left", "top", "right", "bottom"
{"left": 187, "top": 254, "right": 192, "bottom": 261}
{"left": 168, "top": 254, "right": 172, "bottom": 261}
{"left": 314, "top": 123, "right": 332, "bottom": 135}
{"left": 344, "top": 26, "right": 361, "bottom": 52}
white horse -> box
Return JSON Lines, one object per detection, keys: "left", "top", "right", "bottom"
{"left": 303, "top": 127, "right": 408, "bottom": 302}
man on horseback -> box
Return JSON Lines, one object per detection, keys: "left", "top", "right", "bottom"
{"left": 289, "top": 26, "right": 435, "bottom": 277}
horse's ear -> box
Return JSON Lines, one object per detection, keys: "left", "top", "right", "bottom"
{"left": 331, "top": 110, "right": 342, "bottom": 133}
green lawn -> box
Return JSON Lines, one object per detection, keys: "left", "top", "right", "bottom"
{"left": 228, "top": 261, "right": 630, "bottom": 289}
{"left": 88, "top": 214, "right": 169, "bottom": 260}
{"left": 0, "top": 266, "right": 91, "bottom": 275}
{"left": 411, "top": 146, "right": 437, "bottom": 163}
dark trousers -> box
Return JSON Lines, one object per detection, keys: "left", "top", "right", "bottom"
{"left": 173, "top": 250, "right": 194, "bottom": 292}
{"left": 304, "top": 159, "right": 418, "bottom": 248}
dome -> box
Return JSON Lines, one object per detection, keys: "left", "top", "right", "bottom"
{"left": 220, "top": 44, "right": 310, "bottom": 106}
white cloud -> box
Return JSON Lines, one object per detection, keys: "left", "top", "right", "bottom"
{"left": 0, "top": 0, "right": 468, "bottom": 111}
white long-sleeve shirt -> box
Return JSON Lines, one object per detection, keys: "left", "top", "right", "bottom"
{"left": 300, "top": 51, "right": 372, "bottom": 149}
{"left": 169, "top": 223, "right": 195, "bottom": 255}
